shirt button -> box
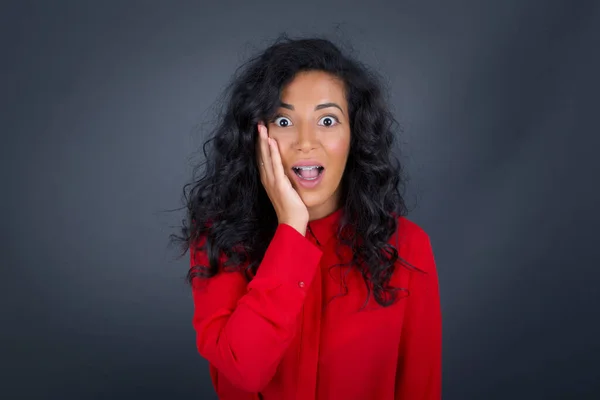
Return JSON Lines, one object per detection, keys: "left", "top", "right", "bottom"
{"left": 298, "top": 281, "right": 305, "bottom": 288}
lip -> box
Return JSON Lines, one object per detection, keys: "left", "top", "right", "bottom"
{"left": 291, "top": 167, "right": 325, "bottom": 189}
{"left": 292, "top": 159, "right": 324, "bottom": 168}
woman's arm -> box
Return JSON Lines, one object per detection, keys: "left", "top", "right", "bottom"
{"left": 191, "top": 223, "right": 322, "bottom": 393}
{"left": 395, "top": 230, "right": 442, "bottom": 400}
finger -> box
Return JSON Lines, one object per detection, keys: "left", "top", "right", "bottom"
{"left": 257, "top": 123, "right": 274, "bottom": 182}
{"left": 255, "top": 126, "right": 264, "bottom": 172}
{"left": 268, "top": 136, "right": 289, "bottom": 186}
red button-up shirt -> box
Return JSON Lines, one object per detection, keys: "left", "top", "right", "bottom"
{"left": 191, "top": 208, "right": 442, "bottom": 399}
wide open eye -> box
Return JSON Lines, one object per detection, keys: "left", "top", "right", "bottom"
{"left": 317, "top": 115, "right": 339, "bottom": 127}
{"left": 273, "top": 116, "right": 293, "bottom": 127}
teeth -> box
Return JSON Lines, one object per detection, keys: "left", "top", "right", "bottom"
{"left": 293, "top": 166, "right": 322, "bottom": 170}
{"left": 292, "top": 165, "right": 324, "bottom": 181}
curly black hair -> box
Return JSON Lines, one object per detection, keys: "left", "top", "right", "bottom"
{"left": 170, "top": 34, "right": 419, "bottom": 307}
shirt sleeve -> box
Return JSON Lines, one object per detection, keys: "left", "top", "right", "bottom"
{"left": 191, "top": 223, "right": 323, "bottom": 393}
{"left": 395, "top": 229, "right": 442, "bottom": 400}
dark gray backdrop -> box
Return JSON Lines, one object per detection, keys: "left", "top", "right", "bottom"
{"left": 2, "top": 0, "right": 599, "bottom": 399}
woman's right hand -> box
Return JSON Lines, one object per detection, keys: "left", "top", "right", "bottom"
{"left": 256, "top": 122, "right": 309, "bottom": 234}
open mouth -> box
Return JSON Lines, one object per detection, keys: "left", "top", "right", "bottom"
{"left": 292, "top": 166, "right": 325, "bottom": 181}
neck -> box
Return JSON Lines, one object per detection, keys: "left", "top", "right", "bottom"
{"left": 307, "top": 191, "right": 342, "bottom": 221}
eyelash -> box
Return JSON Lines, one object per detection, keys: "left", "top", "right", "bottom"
{"left": 271, "top": 114, "right": 340, "bottom": 127}
{"left": 319, "top": 115, "right": 340, "bottom": 126}
{"left": 270, "top": 115, "right": 288, "bottom": 125}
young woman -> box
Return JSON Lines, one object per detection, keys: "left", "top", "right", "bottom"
{"left": 175, "top": 36, "right": 441, "bottom": 399}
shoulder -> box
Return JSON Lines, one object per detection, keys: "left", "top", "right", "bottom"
{"left": 392, "top": 215, "right": 436, "bottom": 275}
{"left": 393, "top": 215, "right": 431, "bottom": 248}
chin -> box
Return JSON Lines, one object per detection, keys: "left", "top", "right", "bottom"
{"left": 298, "top": 192, "right": 323, "bottom": 208}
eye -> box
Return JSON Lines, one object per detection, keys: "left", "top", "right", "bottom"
{"left": 318, "top": 115, "right": 339, "bottom": 127}
{"left": 273, "top": 116, "right": 293, "bottom": 127}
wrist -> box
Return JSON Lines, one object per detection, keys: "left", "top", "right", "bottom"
{"left": 280, "top": 220, "right": 308, "bottom": 236}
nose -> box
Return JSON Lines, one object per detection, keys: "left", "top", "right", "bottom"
{"left": 295, "top": 124, "right": 318, "bottom": 152}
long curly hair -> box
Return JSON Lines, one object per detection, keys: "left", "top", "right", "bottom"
{"left": 171, "top": 35, "right": 418, "bottom": 307}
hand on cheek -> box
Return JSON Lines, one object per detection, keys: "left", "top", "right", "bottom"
{"left": 256, "top": 123, "right": 309, "bottom": 232}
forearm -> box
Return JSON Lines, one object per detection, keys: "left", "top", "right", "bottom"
{"left": 192, "top": 223, "right": 321, "bottom": 392}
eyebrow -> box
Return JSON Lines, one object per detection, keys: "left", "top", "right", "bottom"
{"left": 280, "top": 102, "right": 345, "bottom": 115}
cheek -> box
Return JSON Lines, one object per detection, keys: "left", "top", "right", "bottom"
{"left": 324, "top": 137, "right": 351, "bottom": 168}
{"left": 270, "top": 134, "right": 296, "bottom": 169}
{"left": 277, "top": 154, "right": 297, "bottom": 180}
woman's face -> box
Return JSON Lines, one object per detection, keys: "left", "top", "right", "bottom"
{"left": 267, "top": 70, "right": 351, "bottom": 221}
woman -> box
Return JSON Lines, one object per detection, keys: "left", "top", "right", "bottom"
{"left": 175, "top": 36, "right": 441, "bottom": 399}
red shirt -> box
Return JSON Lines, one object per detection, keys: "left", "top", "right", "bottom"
{"left": 191, "top": 208, "right": 442, "bottom": 399}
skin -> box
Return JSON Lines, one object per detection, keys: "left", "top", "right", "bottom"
{"left": 262, "top": 70, "right": 351, "bottom": 222}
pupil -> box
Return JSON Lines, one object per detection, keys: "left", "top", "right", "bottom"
{"left": 324, "top": 118, "right": 331, "bottom": 126}
{"left": 280, "top": 119, "right": 288, "bottom": 127}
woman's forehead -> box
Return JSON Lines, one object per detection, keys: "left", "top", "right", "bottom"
{"left": 280, "top": 71, "right": 347, "bottom": 110}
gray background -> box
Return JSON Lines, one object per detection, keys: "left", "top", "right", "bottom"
{"left": 2, "top": 0, "right": 599, "bottom": 399}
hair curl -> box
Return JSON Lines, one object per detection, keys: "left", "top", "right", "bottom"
{"left": 171, "top": 35, "right": 419, "bottom": 307}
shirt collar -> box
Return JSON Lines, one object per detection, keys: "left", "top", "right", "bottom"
{"left": 306, "top": 207, "right": 344, "bottom": 247}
